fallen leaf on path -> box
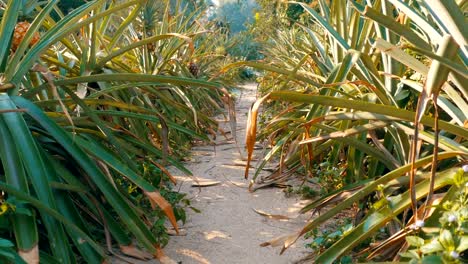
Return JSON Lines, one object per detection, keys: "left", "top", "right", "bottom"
{"left": 253, "top": 208, "right": 293, "bottom": 220}
{"left": 241, "top": 157, "right": 258, "bottom": 162}
{"left": 199, "top": 152, "right": 214, "bottom": 156}
{"left": 262, "top": 230, "right": 302, "bottom": 254}
{"left": 155, "top": 245, "right": 177, "bottom": 264}
{"left": 191, "top": 177, "right": 221, "bottom": 187}
{"left": 217, "top": 126, "right": 230, "bottom": 140}
{"left": 223, "top": 162, "right": 254, "bottom": 168}
{"left": 206, "top": 127, "right": 217, "bottom": 140}
{"left": 120, "top": 245, "right": 153, "bottom": 260}
{"left": 204, "top": 230, "right": 231, "bottom": 240}
{"left": 260, "top": 231, "right": 300, "bottom": 249}
{"left": 178, "top": 249, "right": 211, "bottom": 264}
{"left": 167, "top": 228, "right": 187, "bottom": 236}
{"left": 215, "top": 140, "right": 236, "bottom": 146}
{"left": 227, "top": 180, "right": 247, "bottom": 188}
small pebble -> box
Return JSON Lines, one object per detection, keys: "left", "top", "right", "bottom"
{"left": 414, "top": 220, "right": 425, "bottom": 228}
{"left": 450, "top": 251, "right": 459, "bottom": 259}
{"left": 463, "top": 164, "right": 468, "bottom": 172}
{"left": 447, "top": 214, "right": 457, "bottom": 223}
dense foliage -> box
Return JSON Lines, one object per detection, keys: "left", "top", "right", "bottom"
{"left": 0, "top": 0, "right": 238, "bottom": 262}
{"left": 56, "top": 0, "right": 87, "bottom": 14}
{"left": 238, "top": 0, "right": 468, "bottom": 262}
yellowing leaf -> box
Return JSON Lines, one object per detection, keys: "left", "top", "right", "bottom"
{"left": 120, "top": 244, "right": 152, "bottom": 260}
{"left": 191, "top": 177, "right": 221, "bottom": 187}
{"left": 145, "top": 191, "right": 178, "bottom": 233}
{"left": 19, "top": 245, "right": 39, "bottom": 264}
{"left": 253, "top": 208, "right": 293, "bottom": 220}
{"left": 245, "top": 93, "right": 270, "bottom": 179}
{"left": 155, "top": 245, "right": 177, "bottom": 264}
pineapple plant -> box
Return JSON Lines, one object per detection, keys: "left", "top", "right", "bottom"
{"left": 10, "top": 1, "right": 44, "bottom": 51}
{"left": 147, "top": 40, "right": 156, "bottom": 52}
{"left": 11, "top": 21, "right": 39, "bottom": 51}
{"left": 188, "top": 60, "right": 199, "bottom": 77}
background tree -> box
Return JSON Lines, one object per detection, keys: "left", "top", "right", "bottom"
{"left": 57, "top": 0, "right": 87, "bottom": 14}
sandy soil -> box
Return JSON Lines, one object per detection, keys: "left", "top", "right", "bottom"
{"left": 115, "top": 83, "right": 312, "bottom": 264}
{"left": 163, "top": 83, "right": 312, "bottom": 264}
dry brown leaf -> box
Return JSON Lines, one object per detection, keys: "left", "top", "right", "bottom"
{"left": 410, "top": 193, "right": 444, "bottom": 224}
{"left": 253, "top": 208, "right": 293, "bottom": 220}
{"left": 177, "top": 249, "right": 211, "bottom": 264}
{"left": 159, "top": 255, "right": 177, "bottom": 264}
{"left": 300, "top": 121, "right": 389, "bottom": 144}
{"left": 120, "top": 244, "right": 153, "bottom": 260}
{"left": 19, "top": 245, "right": 39, "bottom": 264}
{"left": 223, "top": 162, "right": 253, "bottom": 168}
{"left": 155, "top": 245, "right": 177, "bottom": 264}
{"left": 245, "top": 93, "right": 270, "bottom": 179}
{"left": 260, "top": 231, "right": 301, "bottom": 252}
{"left": 281, "top": 232, "right": 302, "bottom": 254}
{"left": 366, "top": 194, "right": 444, "bottom": 261}
{"left": 191, "top": 178, "right": 221, "bottom": 187}
{"left": 145, "top": 191, "right": 179, "bottom": 233}
{"left": 227, "top": 94, "right": 237, "bottom": 141}
{"left": 32, "top": 64, "right": 75, "bottom": 133}
{"left": 167, "top": 228, "right": 187, "bottom": 236}
{"left": 148, "top": 160, "right": 177, "bottom": 184}
{"left": 206, "top": 127, "right": 217, "bottom": 140}
{"left": 364, "top": 229, "right": 408, "bottom": 261}
{"left": 260, "top": 234, "right": 291, "bottom": 247}
{"left": 307, "top": 185, "right": 364, "bottom": 214}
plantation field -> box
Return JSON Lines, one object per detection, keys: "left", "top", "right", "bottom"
{"left": 0, "top": 0, "right": 466, "bottom": 263}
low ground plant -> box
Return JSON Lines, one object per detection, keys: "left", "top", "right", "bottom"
{"left": 0, "top": 0, "right": 236, "bottom": 262}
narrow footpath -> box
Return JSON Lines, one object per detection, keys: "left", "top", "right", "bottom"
{"left": 162, "top": 83, "right": 310, "bottom": 264}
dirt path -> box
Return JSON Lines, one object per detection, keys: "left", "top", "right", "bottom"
{"left": 160, "top": 83, "right": 310, "bottom": 264}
